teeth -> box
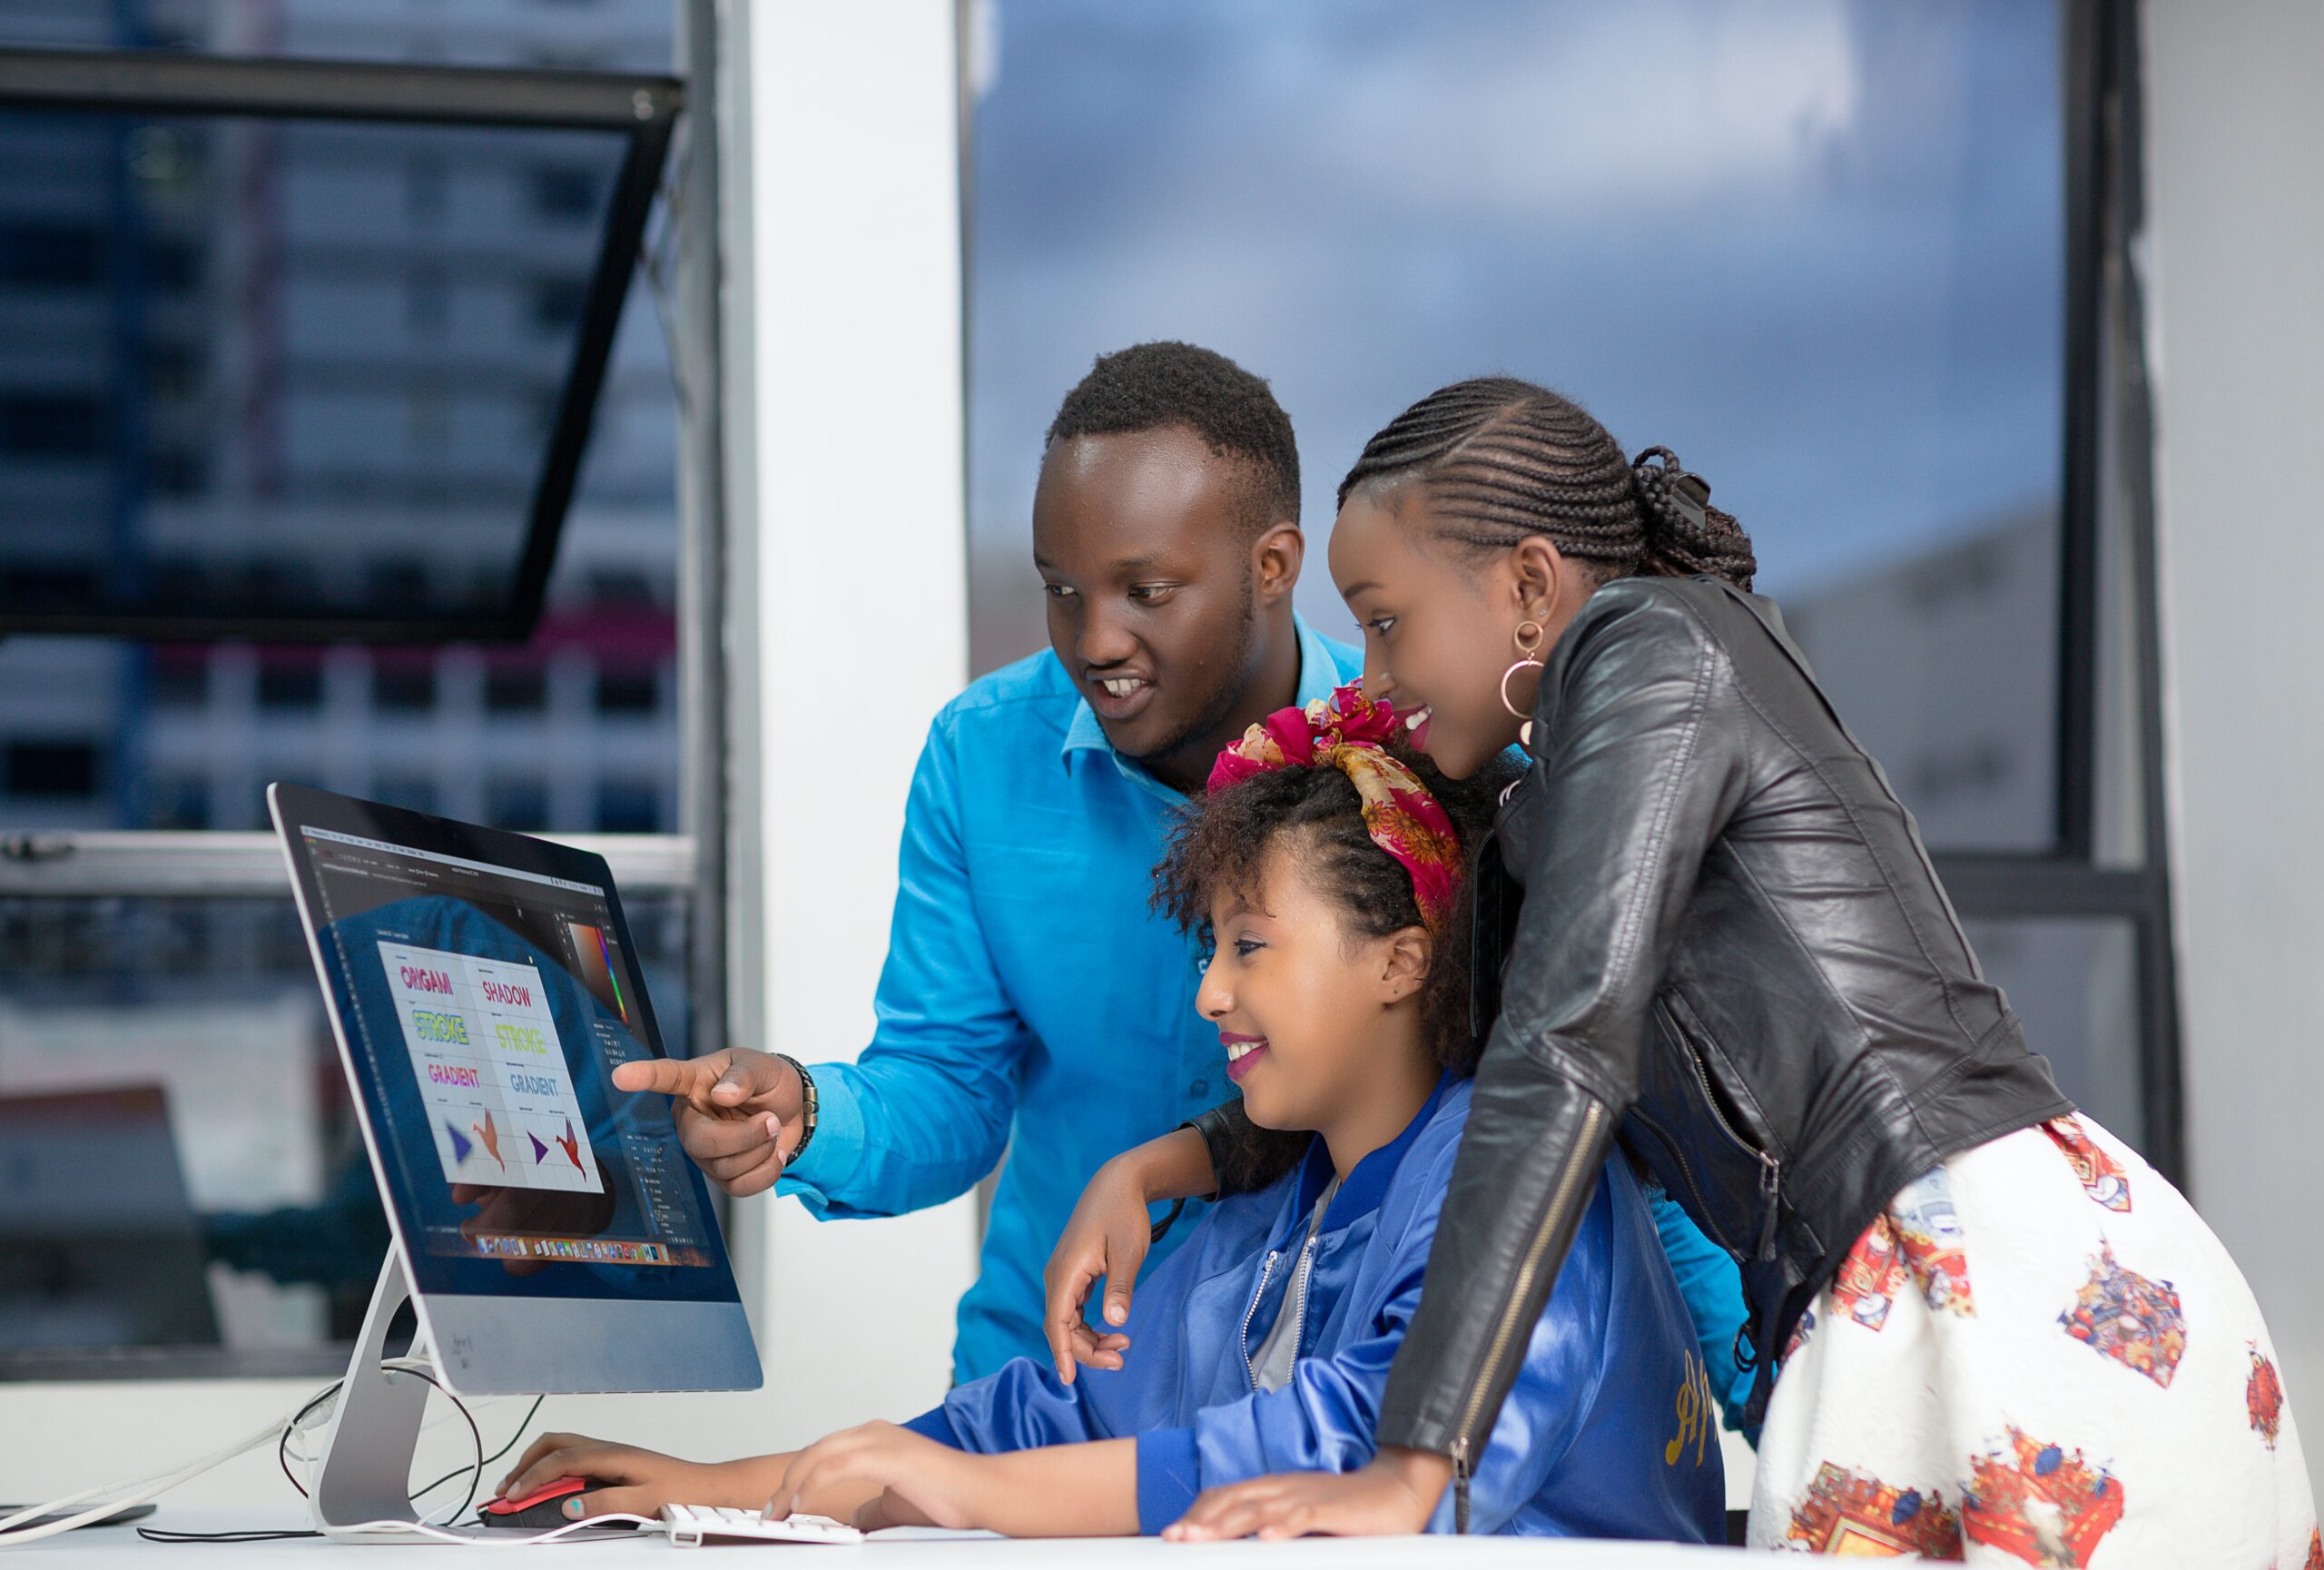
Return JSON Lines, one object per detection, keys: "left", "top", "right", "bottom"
{"left": 1226, "top": 1040, "right": 1265, "bottom": 1062}
{"left": 1102, "top": 678, "right": 1145, "bottom": 698}
{"left": 1405, "top": 707, "right": 1431, "bottom": 731}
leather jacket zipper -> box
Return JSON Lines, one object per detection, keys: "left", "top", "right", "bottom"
{"left": 1239, "top": 1249, "right": 1280, "bottom": 1389}
{"left": 1681, "top": 1040, "right": 1783, "bottom": 1262}
{"left": 1629, "top": 1102, "right": 1744, "bottom": 1261}
{"left": 1447, "top": 1099, "right": 1606, "bottom": 1533}
{"left": 1452, "top": 1437, "right": 1473, "bottom": 1535}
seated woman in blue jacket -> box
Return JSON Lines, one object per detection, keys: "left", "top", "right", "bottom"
{"left": 496, "top": 686, "right": 1722, "bottom": 1541}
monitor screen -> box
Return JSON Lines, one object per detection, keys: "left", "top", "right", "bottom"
{"left": 279, "top": 793, "right": 731, "bottom": 1306}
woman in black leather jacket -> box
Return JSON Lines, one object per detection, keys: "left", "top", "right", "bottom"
{"left": 1048, "top": 379, "right": 2314, "bottom": 1556}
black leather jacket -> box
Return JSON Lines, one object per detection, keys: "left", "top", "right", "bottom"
{"left": 1194, "top": 574, "right": 2072, "bottom": 1497}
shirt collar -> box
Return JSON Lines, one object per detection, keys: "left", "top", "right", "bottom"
{"left": 1059, "top": 614, "right": 1349, "bottom": 772}
{"left": 1281, "top": 1069, "right": 1456, "bottom": 1241}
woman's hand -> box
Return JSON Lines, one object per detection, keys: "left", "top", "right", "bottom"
{"left": 1041, "top": 1127, "right": 1216, "bottom": 1383}
{"left": 765, "top": 1422, "right": 988, "bottom": 1531}
{"left": 1162, "top": 1447, "right": 1454, "bottom": 1540}
{"left": 495, "top": 1432, "right": 742, "bottom": 1522}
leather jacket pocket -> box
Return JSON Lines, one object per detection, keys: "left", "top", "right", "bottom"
{"left": 1652, "top": 992, "right": 1786, "bottom": 1264}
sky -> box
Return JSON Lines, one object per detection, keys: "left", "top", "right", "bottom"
{"left": 964, "top": 0, "right": 2063, "bottom": 665}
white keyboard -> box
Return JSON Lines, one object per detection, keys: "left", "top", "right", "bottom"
{"left": 659, "top": 1504, "right": 865, "bottom": 1547}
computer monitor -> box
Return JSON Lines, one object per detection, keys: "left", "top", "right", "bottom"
{"left": 270, "top": 784, "right": 760, "bottom": 1539}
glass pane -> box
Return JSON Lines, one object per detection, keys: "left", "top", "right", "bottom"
{"left": 0, "top": 159, "right": 679, "bottom": 833}
{"left": 966, "top": 0, "right": 2064, "bottom": 851}
{"left": 1965, "top": 917, "right": 2145, "bottom": 1156}
{"left": 0, "top": 109, "right": 633, "bottom": 633}
{"left": 0, "top": 889, "right": 690, "bottom": 1372}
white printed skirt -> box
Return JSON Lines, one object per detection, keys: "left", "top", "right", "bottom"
{"left": 1748, "top": 1112, "right": 2316, "bottom": 1564}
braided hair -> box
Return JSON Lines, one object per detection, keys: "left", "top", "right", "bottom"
{"left": 1335, "top": 377, "right": 1756, "bottom": 588}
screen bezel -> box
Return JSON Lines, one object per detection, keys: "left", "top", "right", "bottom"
{"left": 270, "top": 782, "right": 746, "bottom": 1311}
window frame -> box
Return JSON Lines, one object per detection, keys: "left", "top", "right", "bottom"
{"left": 1926, "top": 0, "right": 2182, "bottom": 1183}
{"left": 0, "top": 22, "right": 730, "bottom": 1380}
{"left": 0, "top": 45, "right": 681, "bottom": 644}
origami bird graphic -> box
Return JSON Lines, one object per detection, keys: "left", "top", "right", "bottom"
{"left": 470, "top": 1111, "right": 505, "bottom": 1169}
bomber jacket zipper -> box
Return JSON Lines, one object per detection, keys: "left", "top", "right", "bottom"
{"left": 1284, "top": 1236, "right": 1317, "bottom": 1360}
{"left": 1238, "top": 1249, "right": 1280, "bottom": 1390}
{"left": 1680, "top": 1040, "right": 1784, "bottom": 1262}
{"left": 1447, "top": 1099, "right": 1605, "bottom": 1534}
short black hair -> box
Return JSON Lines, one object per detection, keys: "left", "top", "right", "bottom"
{"left": 1045, "top": 341, "right": 1302, "bottom": 532}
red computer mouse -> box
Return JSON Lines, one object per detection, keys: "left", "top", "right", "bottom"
{"left": 478, "top": 1476, "right": 608, "bottom": 1529}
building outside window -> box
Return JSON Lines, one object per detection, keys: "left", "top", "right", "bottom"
{"left": 0, "top": 0, "right": 709, "bottom": 1375}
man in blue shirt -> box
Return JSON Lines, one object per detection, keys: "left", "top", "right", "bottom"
{"left": 616, "top": 342, "right": 1751, "bottom": 1407}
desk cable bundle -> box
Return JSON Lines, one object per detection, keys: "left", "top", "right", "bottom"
{"left": 0, "top": 1352, "right": 644, "bottom": 1550}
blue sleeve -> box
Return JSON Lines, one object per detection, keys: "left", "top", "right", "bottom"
{"left": 1649, "top": 1192, "right": 1757, "bottom": 1433}
{"left": 1135, "top": 1429, "right": 1201, "bottom": 1535}
{"left": 921, "top": 1355, "right": 1116, "bottom": 1454}
{"left": 901, "top": 1406, "right": 962, "bottom": 1447}
{"left": 776, "top": 713, "right": 1032, "bottom": 1219}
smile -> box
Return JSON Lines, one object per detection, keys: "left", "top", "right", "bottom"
{"left": 1403, "top": 705, "right": 1432, "bottom": 746}
{"left": 1223, "top": 1033, "right": 1268, "bottom": 1083}
{"left": 1088, "top": 673, "right": 1156, "bottom": 720}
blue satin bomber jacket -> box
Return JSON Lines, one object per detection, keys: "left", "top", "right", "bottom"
{"left": 902, "top": 1075, "right": 1724, "bottom": 1540}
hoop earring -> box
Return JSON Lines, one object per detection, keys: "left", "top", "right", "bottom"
{"left": 1500, "top": 619, "right": 1548, "bottom": 747}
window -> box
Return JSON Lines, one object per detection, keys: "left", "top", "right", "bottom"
{"left": 530, "top": 274, "right": 590, "bottom": 334}
{"left": 594, "top": 666, "right": 660, "bottom": 716}
{"left": 530, "top": 164, "right": 602, "bottom": 223}
{"left": 4, "top": 740, "right": 100, "bottom": 798}
{"left": 595, "top": 777, "right": 661, "bottom": 834}
{"left": 486, "top": 776, "right": 550, "bottom": 833}
{"left": 0, "top": 4, "right": 725, "bottom": 1377}
{"left": 255, "top": 661, "right": 323, "bottom": 712}
{"left": 371, "top": 663, "right": 437, "bottom": 714}
{"left": 484, "top": 666, "right": 548, "bottom": 715}
{"left": 0, "top": 394, "right": 103, "bottom": 458}
{"left": 0, "top": 222, "right": 102, "bottom": 286}
{"left": 965, "top": 3, "right": 2180, "bottom": 1171}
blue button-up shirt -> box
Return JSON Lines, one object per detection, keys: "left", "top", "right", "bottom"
{"left": 779, "top": 618, "right": 1362, "bottom": 1380}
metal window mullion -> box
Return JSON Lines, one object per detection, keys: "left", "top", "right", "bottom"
{"left": 0, "top": 832, "right": 695, "bottom": 898}
{"left": 0, "top": 46, "right": 681, "bottom": 130}
{"left": 2053, "top": 0, "right": 2107, "bottom": 864}
{"left": 2101, "top": 1, "right": 2185, "bottom": 1189}
{"left": 674, "top": 0, "right": 727, "bottom": 1066}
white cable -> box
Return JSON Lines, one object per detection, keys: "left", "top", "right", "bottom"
{"left": 322, "top": 1514, "right": 658, "bottom": 1545}
{"left": 0, "top": 1407, "right": 296, "bottom": 1549}
{"left": 0, "top": 1355, "right": 486, "bottom": 1550}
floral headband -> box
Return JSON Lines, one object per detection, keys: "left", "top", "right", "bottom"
{"left": 1206, "top": 681, "right": 1462, "bottom": 929}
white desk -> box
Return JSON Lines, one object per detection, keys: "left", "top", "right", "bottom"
{"left": 12, "top": 1515, "right": 1739, "bottom": 1565}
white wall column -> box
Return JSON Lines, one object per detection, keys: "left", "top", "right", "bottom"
{"left": 717, "top": 0, "right": 980, "bottom": 1445}
{"left": 2142, "top": 0, "right": 2324, "bottom": 1501}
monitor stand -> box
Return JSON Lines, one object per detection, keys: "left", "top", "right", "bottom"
{"left": 310, "top": 1253, "right": 626, "bottom": 1545}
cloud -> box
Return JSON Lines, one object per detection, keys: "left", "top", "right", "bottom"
{"left": 1306, "top": 0, "right": 1862, "bottom": 221}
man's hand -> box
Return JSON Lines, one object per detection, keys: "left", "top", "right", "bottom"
{"left": 610, "top": 1048, "right": 803, "bottom": 1197}
{"left": 764, "top": 1422, "right": 988, "bottom": 1532}
{"left": 1162, "top": 1447, "right": 1454, "bottom": 1540}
